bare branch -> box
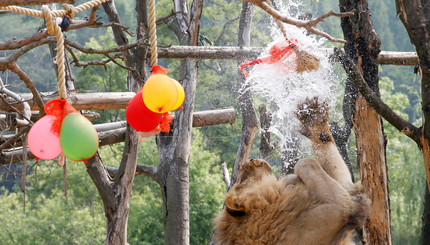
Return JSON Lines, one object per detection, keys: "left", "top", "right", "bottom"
{"left": 0, "top": 126, "right": 30, "bottom": 151}
{"left": 243, "top": 0, "right": 353, "bottom": 43}
{"left": 0, "top": 78, "right": 32, "bottom": 124}
{"left": 7, "top": 64, "right": 45, "bottom": 115}
{"left": 334, "top": 48, "right": 422, "bottom": 146}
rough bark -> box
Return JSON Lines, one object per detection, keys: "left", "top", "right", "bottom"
{"left": 339, "top": 1, "right": 391, "bottom": 244}
{"left": 83, "top": 2, "right": 142, "bottom": 244}
{"left": 86, "top": 127, "right": 139, "bottom": 245}
{"left": 354, "top": 95, "right": 391, "bottom": 244}
{"left": 154, "top": 0, "right": 203, "bottom": 244}
{"left": 395, "top": 1, "right": 430, "bottom": 241}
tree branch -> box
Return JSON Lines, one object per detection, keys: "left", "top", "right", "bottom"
{"left": 242, "top": 0, "right": 353, "bottom": 43}
{"left": 105, "top": 164, "right": 160, "bottom": 184}
{"left": 86, "top": 152, "right": 116, "bottom": 209}
{"left": 7, "top": 63, "right": 45, "bottom": 115}
{"left": 334, "top": 48, "right": 422, "bottom": 146}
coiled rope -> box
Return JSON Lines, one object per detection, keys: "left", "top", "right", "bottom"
{"left": 0, "top": 0, "right": 109, "bottom": 99}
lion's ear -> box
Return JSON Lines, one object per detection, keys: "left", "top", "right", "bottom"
{"left": 225, "top": 192, "right": 246, "bottom": 218}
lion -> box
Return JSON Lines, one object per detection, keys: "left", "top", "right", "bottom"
{"left": 214, "top": 97, "right": 370, "bottom": 245}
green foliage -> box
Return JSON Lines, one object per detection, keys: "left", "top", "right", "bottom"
{"left": 0, "top": 160, "right": 105, "bottom": 245}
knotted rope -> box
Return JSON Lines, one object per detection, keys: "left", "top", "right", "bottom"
{"left": 42, "top": 5, "right": 67, "bottom": 99}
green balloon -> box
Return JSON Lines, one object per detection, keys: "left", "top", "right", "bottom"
{"left": 60, "top": 113, "right": 99, "bottom": 161}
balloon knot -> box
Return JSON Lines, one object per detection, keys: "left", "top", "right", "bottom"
{"left": 159, "top": 113, "right": 174, "bottom": 132}
{"left": 151, "top": 65, "right": 169, "bottom": 75}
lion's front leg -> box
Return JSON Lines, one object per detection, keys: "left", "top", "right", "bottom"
{"left": 296, "top": 97, "right": 355, "bottom": 192}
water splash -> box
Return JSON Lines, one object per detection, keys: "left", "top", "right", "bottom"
{"left": 242, "top": 0, "right": 344, "bottom": 160}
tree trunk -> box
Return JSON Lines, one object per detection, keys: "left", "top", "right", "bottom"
{"left": 354, "top": 94, "right": 391, "bottom": 244}
{"left": 395, "top": 1, "right": 430, "bottom": 242}
{"left": 86, "top": 126, "right": 139, "bottom": 244}
{"left": 229, "top": 1, "right": 258, "bottom": 187}
{"left": 339, "top": 0, "right": 391, "bottom": 244}
{"left": 155, "top": 0, "right": 203, "bottom": 244}
{"left": 82, "top": 2, "right": 144, "bottom": 244}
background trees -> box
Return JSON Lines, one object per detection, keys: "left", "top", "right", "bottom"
{"left": 0, "top": 0, "right": 426, "bottom": 244}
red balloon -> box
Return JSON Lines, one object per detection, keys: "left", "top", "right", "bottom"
{"left": 126, "top": 91, "right": 163, "bottom": 132}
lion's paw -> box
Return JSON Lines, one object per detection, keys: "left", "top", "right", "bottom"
{"left": 296, "top": 97, "right": 330, "bottom": 139}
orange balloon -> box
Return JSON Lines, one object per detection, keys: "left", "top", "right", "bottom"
{"left": 142, "top": 74, "right": 178, "bottom": 113}
{"left": 171, "top": 79, "right": 185, "bottom": 110}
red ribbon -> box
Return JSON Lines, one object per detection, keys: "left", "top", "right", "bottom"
{"left": 240, "top": 38, "right": 298, "bottom": 77}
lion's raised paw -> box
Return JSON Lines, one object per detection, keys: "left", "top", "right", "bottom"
{"left": 296, "top": 97, "right": 329, "bottom": 126}
{"left": 296, "top": 97, "right": 330, "bottom": 138}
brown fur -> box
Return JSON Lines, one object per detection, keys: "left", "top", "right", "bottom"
{"left": 214, "top": 97, "right": 370, "bottom": 245}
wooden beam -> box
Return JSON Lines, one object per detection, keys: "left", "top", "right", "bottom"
{"left": 156, "top": 46, "right": 418, "bottom": 66}
{"left": 376, "top": 51, "right": 418, "bottom": 66}
{"left": 0, "top": 108, "right": 236, "bottom": 164}
{"left": 0, "top": 0, "right": 75, "bottom": 6}
{"left": 0, "top": 92, "right": 134, "bottom": 111}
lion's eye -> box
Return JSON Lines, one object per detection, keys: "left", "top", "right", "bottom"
{"left": 227, "top": 210, "right": 246, "bottom": 217}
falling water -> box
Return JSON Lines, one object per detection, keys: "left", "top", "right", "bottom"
{"left": 243, "top": 0, "right": 345, "bottom": 162}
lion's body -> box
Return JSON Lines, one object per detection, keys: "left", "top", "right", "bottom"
{"left": 214, "top": 98, "right": 370, "bottom": 245}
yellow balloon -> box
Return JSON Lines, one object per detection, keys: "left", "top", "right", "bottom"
{"left": 142, "top": 74, "right": 178, "bottom": 113}
{"left": 171, "top": 79, "right": 185, "bottom": 110}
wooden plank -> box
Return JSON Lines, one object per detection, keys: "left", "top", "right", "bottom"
{"left": 0, "top": 92, "right": 135, "bottom": 111}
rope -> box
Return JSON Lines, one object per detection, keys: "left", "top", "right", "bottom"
{"left": 148, "top": 0, "right": 158, "bottom": 67}
{"left": 0, "top": 0, "right": 110, "bottom": 99}
{"left": 0, "top": 0, "right": 108, "bottom": 17}
{"left": 42, "top": 5, "right": 67, "bottom": 99}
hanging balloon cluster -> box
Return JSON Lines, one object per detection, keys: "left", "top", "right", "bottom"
{"left": 28, "top": 99, "right": 99, "bottom": 162}
{"left": 27, "top": 5, "right": 100, "bottom": 162}
{"left": 126, "top": 0, "right": 184, "bottom": 134}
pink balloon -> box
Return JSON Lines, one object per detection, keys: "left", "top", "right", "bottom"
{"left": 28, "top": 115, "right": 62, "bottom": 160}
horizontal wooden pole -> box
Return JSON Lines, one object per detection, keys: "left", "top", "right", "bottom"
{"left": 0, "top": 108, "right": 236, "bottom": 164}
{"left": 156, "top": 46, "right": 418, "bottom": 66}
{"left": 0, "top": 92, "right": 135, "bottom": 111}
{"left": 0, "top": 0, "right": 75, "bottom": 6}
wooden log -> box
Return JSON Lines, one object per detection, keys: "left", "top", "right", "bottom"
{"left": 0, "top": 0, "right": 75, "bottom": 6}
{"left": 157, "top": 46, "right": 418, "bottom": 66}
{"left": 0, "top": 92, "right": 135, "bottom": 111}
{"left": 191, "top": 108, "right": 236, "bottom": 127}
{"left": 157, "top": 45, "right": 262, "bottom": 60}
{"left": 377, "top": 51, "right": 418, "bottom": 65}
{"left": 0, "top": 108, "right": 236, "bottom": 164}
